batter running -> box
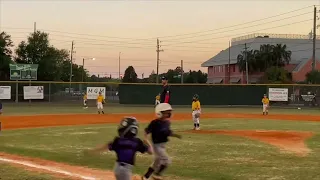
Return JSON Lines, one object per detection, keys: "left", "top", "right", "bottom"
{"left": 142, "top": 103, "right": 182, "bottom": 180}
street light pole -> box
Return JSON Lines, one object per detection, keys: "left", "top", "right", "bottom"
{"left": 82, "top": 57, "right": 95, "bottom": 82}
{"left": 119, "top": 52, "right": 121, "bottom": 79}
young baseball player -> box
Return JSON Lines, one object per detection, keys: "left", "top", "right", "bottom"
{"left": 155, "top": 94, "right": 160, "bottom": 107}
{"left": 192, "top": 94, "right": 201, "bottom": 130}
{"left": 262, "top": 94, "right": 269, "bottom": 115}
{"left": 142, "top": 103, "right": 182, "bottom": 180}
{"left": 85, "top": 117, "right": 153, "bottom": 180}
{"left": 96, "top": 92, "right": 105, "bottom": 114}
{"left": 83, "top": 92, "right": 88, "bottom": 109}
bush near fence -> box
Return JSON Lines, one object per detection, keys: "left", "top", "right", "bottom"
{"left": 0, "top": 81, "right": 319, "bottom": 107}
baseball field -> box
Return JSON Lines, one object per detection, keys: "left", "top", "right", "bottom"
{"left": 0, "top": 105, "right": 319, "bottom": 180}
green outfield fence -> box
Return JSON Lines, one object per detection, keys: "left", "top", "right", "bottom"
{"left": 0, "top": 81, "right": 319, "bottom": 107}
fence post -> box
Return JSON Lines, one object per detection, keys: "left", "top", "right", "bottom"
{"left": 15, "top": 80, "right": 18, "bottom": 103}
{"left": 49, "top": 83, "right": 51, "bottom": 102}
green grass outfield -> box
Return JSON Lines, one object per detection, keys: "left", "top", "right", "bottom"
{"left": 0, "top": 105, "right": 320, "bottom": 180}
{"left": 2, "top": 103, "right": 320, "bottom": 116}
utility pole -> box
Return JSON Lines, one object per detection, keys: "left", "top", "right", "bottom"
{"left": 244, "top": 43, "right": 249, "bottom": 84}
{"left": 30, "top": 22, "right": 36, "bottom": 103}
{"left": 181, "top": 60, "right": 184, "bottom": 84}
{"left": 156, "top": 38, "right": 164, "bottom": 83}
{"left": 228, "top": 41, "right": 231, "bottom": 84}
{"left": 118, "top": 52, "right": 121, "bottom": 79}
{"left": 312, "top": 6, "right": 317, "bottom": 71}
{"left": 69, "top": 41, "right": 74, "bottom": 93}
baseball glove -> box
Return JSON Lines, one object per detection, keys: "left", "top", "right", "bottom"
{"left": 194, "top": 113, "right": 201, "bottom": 118}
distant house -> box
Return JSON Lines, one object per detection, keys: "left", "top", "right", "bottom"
{"left": 201, "top": 33, "right": 320, "bottom": 84}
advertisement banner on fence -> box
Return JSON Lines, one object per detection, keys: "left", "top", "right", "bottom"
{"left": 87, "top": 87, "right": 106, "bottom": 99}
{"left": 268, "top": 88, "right": 288, "bottom": 101}
{"left": 23, "top": 86, "right": 44, "bottom": 99}
{"left": 0, "top": 86, "right": 11, "bottom": 99}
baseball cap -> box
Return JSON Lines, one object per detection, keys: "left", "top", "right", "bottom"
{"left": 161, "top": 76, "right": 168, "bottom": 80}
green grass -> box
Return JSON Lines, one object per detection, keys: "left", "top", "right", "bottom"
{"left": 0, "top": 118, "right": 319, "bottom": 180}
{"left": 0, "top": 163, "right": 67, "bottom": 180}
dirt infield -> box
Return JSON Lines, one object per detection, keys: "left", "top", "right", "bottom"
{"left": 184, "top": 130, "right": 314, "bottom": 156}
{"left": 0, "top": 152, "right": 143, "bottom": 180}
{"left": 1, "top": 112, "right": 320, "bottom": 130}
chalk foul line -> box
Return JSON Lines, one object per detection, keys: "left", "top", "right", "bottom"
{"left": 0, "top": 157, "right": 97, "bottom": 180}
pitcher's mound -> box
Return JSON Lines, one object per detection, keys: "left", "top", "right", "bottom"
{"left": 185, "top": 130, "right": 313, "bottom": 156}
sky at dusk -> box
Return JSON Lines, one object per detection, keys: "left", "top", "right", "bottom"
{"left": 1, "top": 0, "right": 319, "bottom": 78}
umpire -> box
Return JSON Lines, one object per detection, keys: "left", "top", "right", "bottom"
{"left": 160, "top": 76, "right": 171, "bottom": 104}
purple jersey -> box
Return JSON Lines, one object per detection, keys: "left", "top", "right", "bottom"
{"left": 145, "top": 119, "right": 172, "bottom": 144}
{"left": 108, "top": 137, "right": 148, "bottom": 165}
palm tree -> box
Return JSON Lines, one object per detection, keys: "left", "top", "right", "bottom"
{"left": 236, "top": 49, "right": 260, "bottom": 73}
{"left": 272, "top": 44, "right": 291, "bottom": 67}
{"left": 258, "top": 44, "right": 274, "bottom": 70}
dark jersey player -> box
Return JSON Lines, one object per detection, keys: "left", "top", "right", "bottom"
{"left": 142, "top": 103, "right": 181, "bottom": 180}
{"left": 85, "top": 117, "right": 153, "bottom": 180}
{"left": 160, "top": 76, "right": 171, "bottom": 104}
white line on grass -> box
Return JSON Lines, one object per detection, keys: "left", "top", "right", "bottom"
{"left": 0, "top": 157, "right": 96, "bottom": 180}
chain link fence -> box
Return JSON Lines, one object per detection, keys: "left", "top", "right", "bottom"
{"left": 0, "top": 82, "right": 320, "bottom": 107}
{"left": 0, "top": 81, "right": 119, "bottom": 105}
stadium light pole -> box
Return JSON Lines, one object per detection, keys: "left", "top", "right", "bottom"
{"left": 82, "top": 57, "right": 95, "bottom": 82}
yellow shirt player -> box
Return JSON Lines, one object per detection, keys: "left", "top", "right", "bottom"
{"left": 155, "top": 94, "right": 160, "bottom": 107}
{"left": 262, "top": 94, "right": 269, "bottom": 115}
{"left": 192, "top": 94, "right": 201, "bottom": 130}
{"left": 96, "top": 92, "right": 105, "bottom": 114}
{"left": 83, "top": 93, "right": 88, "bottom": 109}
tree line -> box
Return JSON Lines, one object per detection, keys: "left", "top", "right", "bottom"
{"left": 0, "top": 31, "right": 208, "bottom": 83}
{"left": 121, "top": 65, "right": 207, "bottom": 83}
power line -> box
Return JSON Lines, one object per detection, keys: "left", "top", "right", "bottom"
{"left": 165, "top": 18, "right": 313, "bottom": 45}
{"left": 162, "top": 11, "right": 313, "bottom": 42}
{"left": 1, "top": 6, "right": 316, "bottom": 43}
{"left": 156, "top": 5, "right": 315, "bottom": 39}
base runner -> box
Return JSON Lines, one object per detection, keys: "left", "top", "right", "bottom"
{"left": 85, "top": 117, "right": 153, "bottom": 180}
{"left": 262, "top": 94, "right": 269, "bottom": 115}
{"left": 83, "top": 92, "right": 88, "bottom": 109}
{"left": 97, "top": 92, "right": 105, "bottom": 114}
{"left": 142, "top": 103, "right": 182, "bottom": 180}
{"left": 192, "top": 94, "right": 201, "bottom": 130}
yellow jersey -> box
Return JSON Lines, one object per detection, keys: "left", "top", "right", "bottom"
{"left": 262, "top": 97, "right": 269, "bottom": 105}
{"left": 192, "top": 100, "right": 201, "bottom": 111}
{"left": 97, "top": 95, "right": 104, "bottom": 103}
{"left": 83, "top": 94, "right": 87, "bottom": 100}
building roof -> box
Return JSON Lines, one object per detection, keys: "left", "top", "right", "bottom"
{"left": 201, "top": 33, "right": 320, "bottom": 68}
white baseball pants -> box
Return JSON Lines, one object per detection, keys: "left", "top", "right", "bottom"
{"left": 97, "top": 102, "right": 104, "bottom": 109}
{"left": 263, "top": 104, "right": 268, "bottom": 112}
{"left": 192, "top": 110, "right": 201, "bottom": 124}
